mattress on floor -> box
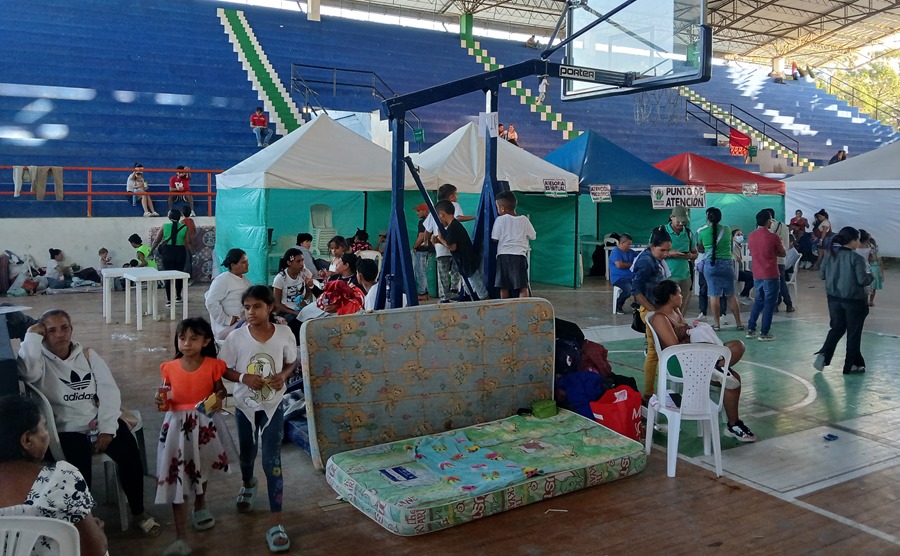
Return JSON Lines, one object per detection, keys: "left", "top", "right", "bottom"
{"left": 326, "top": 409, "right": 646, "bottom": 536}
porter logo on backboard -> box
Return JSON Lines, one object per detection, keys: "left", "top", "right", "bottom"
{"left": 560, "top": 65, "right": 596, "bottom": 81}
{"left": 651, "top": 186, "right": 706, "bottom": 209}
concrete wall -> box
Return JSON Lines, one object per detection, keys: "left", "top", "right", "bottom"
{"left": 0, "top": 217, "right": 214, "bottom": 270}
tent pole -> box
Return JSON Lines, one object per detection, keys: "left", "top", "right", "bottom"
{"left": 574, "top": 193, "right": 579, "bottom": 288}
{"left": 364, "top": 192, "right": 368, "bottom": 232}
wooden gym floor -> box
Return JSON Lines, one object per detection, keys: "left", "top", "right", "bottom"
{"left": 9, "top": 262, "right": 899, "bottom": 555}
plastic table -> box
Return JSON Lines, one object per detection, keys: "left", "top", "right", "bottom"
{"left": 123, "top": 269, "right": 189, "bottom": 330}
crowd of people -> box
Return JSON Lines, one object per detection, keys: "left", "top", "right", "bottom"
{"left": 1, "top": 193, "right": 887, "bottom": 553}
{"left": 611, "top": 204, "right": 884, "bottom": 442}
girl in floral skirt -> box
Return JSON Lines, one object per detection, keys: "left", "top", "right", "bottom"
{"left": 155, "top": 317, "right": 234, "bottom": 556}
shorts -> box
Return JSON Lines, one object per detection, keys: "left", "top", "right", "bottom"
{"left": 495, "top": 254, "right": 529, "bottom": 290}
{"left": 702, "top": 259, "right": 735, "bottom": 297}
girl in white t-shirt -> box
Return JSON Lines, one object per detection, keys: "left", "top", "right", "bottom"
{"left": 220, "top": 285, "right": 296, "bottom": 553}
{"left": 272, "top": 248, "right": 313, "bottom": 340}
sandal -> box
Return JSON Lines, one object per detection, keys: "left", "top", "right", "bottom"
{"left": 236, "top": 478, "right": 258, "bottom": 514}
{"left": 192, "top": 508, "right": 216, "bottom": 531}
{"left": 735, "top": 325, "right": 745, "bottom": 331}
{"left": 712, "top": 325, "right": 721, "bottom": 331}
{"left": 163, "top": 539, "right": 193, "bottom": 556}
{"left": 136, "top": 515, "right": 162, "bottom": 537}
{"left": 266, "top": 525, "right": 291, "bottom": 553}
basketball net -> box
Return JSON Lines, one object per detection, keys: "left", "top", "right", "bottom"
{"left": 633, "top": 88, "right": 685, "bottom": 125}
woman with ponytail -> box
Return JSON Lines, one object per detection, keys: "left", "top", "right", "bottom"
{"left": 697, "top": 207, "right": 744, "bottom": 331}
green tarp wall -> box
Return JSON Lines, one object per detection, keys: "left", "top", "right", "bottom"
{"left": 216, "top": 188, "right": 579, "bottom": 289}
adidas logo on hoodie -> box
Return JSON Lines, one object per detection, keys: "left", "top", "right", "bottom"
{"left": 60, "top": 370, "right": 94, "bottom": 401}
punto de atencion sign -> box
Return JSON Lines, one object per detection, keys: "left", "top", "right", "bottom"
{"left": 651, "top": 185, "right": 706, "bottom": 209}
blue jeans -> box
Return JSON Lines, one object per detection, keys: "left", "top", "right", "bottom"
{"left": 253, "top": 126, "right": 274, "bottom": 145}
{"left": 460, "top": 263, "right": 489, "bottom": 301}
{"left": 236, "top": 406, "right": 285, "bottom": 513}
{"left": 413, "top": 251, "right": 431, "bottom": 295}
{"left": 748, "top": 278, "right": 779, "bottom": 335}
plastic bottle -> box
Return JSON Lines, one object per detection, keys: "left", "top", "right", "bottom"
{"left": 87, "top": 419, "right": 99, "bottom": 443}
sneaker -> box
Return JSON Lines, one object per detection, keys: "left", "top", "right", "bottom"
{"left": 151, "top": 212, "right": 159, "bottom": 216}
{"left": 786, "top": 306, "right": 795, "bottom": 313}
{"left": 739, "top": 296, "right": 752, "bottom": 305}
{"left": 165, "top": 301, "right": 172, "bottom": 307}
{"left": 615, "top": 308, "right": 625, "bottom": 315}
{"left": 439, "top": 298, "right": 452, "bottom": 304}
{"left": 258, "top": 143, "right": 263, "bottom": 147}
{"left": 695, "top": 312, "right": 707, "bottom": 322}
{"left": 844, "top": 366, "right": 866, "bottom": 375}
{"left": 190, "top": 212, "right": 196, "bottom": 218}
{"left": 813, "top": 353, "right": 826, "bottom": 372}
{"left": 745, "top": 330, "right": 758, "bottom": 339}
{"left": 175, "top": 297, "right": 183, "bottom": 303}
{"left": 724, "top": 420, "right": 757, "bottom": 442}
{"left": 758, "top": 334, "right": 775, "bottom": 341}
{"left": 143, "top": 211, "right": 151, "bottom": 217}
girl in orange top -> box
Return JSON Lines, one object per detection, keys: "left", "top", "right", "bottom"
{"left": 154, "top": 318, "right": 234, "bottom": 556}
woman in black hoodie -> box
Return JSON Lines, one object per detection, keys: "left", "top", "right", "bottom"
{"left": 813, "top": 226, "right": 873, "bottom": 374}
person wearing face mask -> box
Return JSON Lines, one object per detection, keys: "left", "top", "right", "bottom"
{"left": 731, "top": 229, "right": 754, "bottom": 303}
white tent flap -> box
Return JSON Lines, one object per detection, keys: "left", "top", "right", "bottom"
{"left": 785, "top": 142, "right": 900, "bottom": 256}
{"left": 216, "top": 114, "right": 437, "bottom": 191}
{"left": 411, "top": 122, "right": 578, "bottom": 193}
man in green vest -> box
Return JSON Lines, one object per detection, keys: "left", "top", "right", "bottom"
{"left": 665, "top": 206, "right": 697, "bottom": 314}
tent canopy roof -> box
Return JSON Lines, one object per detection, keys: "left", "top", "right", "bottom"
{"left": 654, "top": 153, "right": 785, "bottom": 195}
{"left": 216, "top": 114, "right": 437, "bottom": 191}
{"left": 544, "top": 131, "right": 685, "bottom": 195}
{"left": 786, "top": 142, "right": 900, "bottom": 190}
{"left": 411, "top": 122, "right": 578, "bottom": 193}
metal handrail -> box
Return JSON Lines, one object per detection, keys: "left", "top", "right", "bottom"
{"left": 290, "top": 63, "right": 425, "bottom": 150}
{"left": 685, "top": 100, "right": 800, "bottom": 159}
{"left": 817, "top": 74, "right": 900, "bottom": 128}
{"left": 0, "top": 166, "right": 219, "bottom": 217}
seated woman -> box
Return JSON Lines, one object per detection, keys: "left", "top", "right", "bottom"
{"left": 46, "top": 248, "right": 72, "bottom": 289}
{"left": 0, "top": 395, "right": 108, "bottom": 556}
{"left": 648, "top": 280, "right": 757, "bottom": 443}
{"left": 205, "top": 249, "right": 252, "bottom": 340}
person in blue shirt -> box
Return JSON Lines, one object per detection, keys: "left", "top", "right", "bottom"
{"left": 631, "top": 227, "right": 673, "bottom": 399}
{"left": 609, "top": 233, "right": 638, "bottom": 314}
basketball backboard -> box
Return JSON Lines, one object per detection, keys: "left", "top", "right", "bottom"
{"left": 561, "top": 0, "right": 711, "bottom": 100}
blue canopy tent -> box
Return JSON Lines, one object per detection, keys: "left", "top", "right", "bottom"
{"left": 545, "top": 131, "right": 686, "bottom": 281}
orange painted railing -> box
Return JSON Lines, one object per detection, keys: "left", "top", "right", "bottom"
{"left": 0, "top": 166, "right": 221, "bottom": 217}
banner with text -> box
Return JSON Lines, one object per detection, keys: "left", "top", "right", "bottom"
{"left": 543, "top": 179, "right": 568, "bottom": 198}
{"left": 651, "top": 185, "right": 706, "bottom": 209}
{"left": 589, "top": 184, "right": 612, "bottom": 203}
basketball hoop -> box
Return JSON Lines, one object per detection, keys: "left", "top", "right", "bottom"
{"left": 633, "top": 89, "right": 685, "bottom": 125}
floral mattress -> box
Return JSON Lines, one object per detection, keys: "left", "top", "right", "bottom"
{"left": 326, "top": 409, "right": 646, "bottom": 535}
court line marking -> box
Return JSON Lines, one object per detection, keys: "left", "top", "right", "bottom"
{"left": 607, "top": 351, "right": 817, "bottom": 418}
{"left": 680, "top": 452, "right": 900, "bottom": 548}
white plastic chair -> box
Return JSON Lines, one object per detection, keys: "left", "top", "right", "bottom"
{"left": 644, "top": 343, "right": 732, "bottom": 478}
{"left": 785, "top": 256, "right": 800, "bottom": 302}
{"left": 0, "top": 516, "right": 80, "bottom": 556}
{"left": 611, "top": 286, "right": 622, "bottom": 314}
{"left": 24, "top": 384, "right": 138, "bottom": 531}
{"left": 356, "top": 249, "right": 382, "bottom": 272}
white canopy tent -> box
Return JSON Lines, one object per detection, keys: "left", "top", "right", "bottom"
{"left": 214, "top": 114, "right": 439, "bottom": 285}
{"left": 411, "top": 122, "right": 579, "bottom": 193}
{"left": 216, "top": 114, "right": 438, "bottom": 190}
{"left": 785, "top": 142, "right": 900, "bottom": 257}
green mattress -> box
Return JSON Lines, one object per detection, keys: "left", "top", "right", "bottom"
{"left": 326, "top": 409, "right": 647, "bottom": 535}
